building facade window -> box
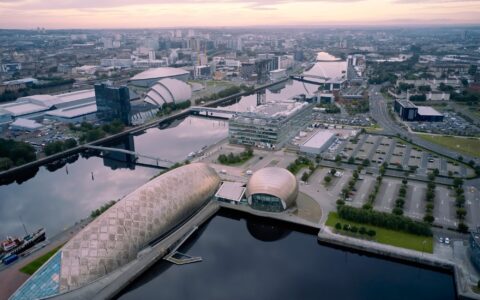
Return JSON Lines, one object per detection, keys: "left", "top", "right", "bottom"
{"left": 251, "top": 193, "right": 284, "bottom": 212}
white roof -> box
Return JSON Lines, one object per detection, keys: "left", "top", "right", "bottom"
{"left": 417, "top": 106, "right": 443, "bottom": 117}
{"left": 10, "top": 118, "right": 43, "bottom": 130}
{"left": 130, "top": 67, "right": 189, "bottom": 81}
{"left": 16, "top": 94, "right": 62, "bottom": 108}
{"left": 302, "top": 130, "right": 335, "bottom": 148}
{"left": 46, "top": 102, "right": 97, "bottom": 118}
{"left": 215, "top": 181, "right": 246, "bottom": 202}
{"left": 57, "top": 89, "right": 95, "bottom": 103}
{"left": 0, "top": 102, "right": 48, "bottom": 116}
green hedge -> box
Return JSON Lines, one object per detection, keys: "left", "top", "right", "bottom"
{"left": 338, "top": 205, "right": 432, "bottom": 237}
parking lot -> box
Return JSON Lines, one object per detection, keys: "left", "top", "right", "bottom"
{"left": 339, "top": 174, "right": 477, "bottom": 229}
{"left": 408, "top": 111, "right": 480, "bottom": 137}
{"left": 334, "top": 133, "right": 475, "bottom": 178}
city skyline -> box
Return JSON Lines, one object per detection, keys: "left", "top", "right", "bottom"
{"left": 0, "top": 0, "right": 480, "bottom": 29}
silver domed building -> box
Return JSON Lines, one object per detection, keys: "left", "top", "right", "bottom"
{"left": 144, "top": 78, "right": 192, "bottom": 108}
{"left": 246, "top": 167, "right": 298, "bottom": 212}
{"left": 11, "top": 163, "right": 220, "bottom": 300}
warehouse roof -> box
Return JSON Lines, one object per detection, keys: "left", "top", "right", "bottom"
{"left": 417, "top": 106, "right": 443, "bottom": 117}
{"left": 302, "top": 130, "right": 335, "bottom": 148}
{"left": 130, "top": 67, "right": 189, "bottom": 81}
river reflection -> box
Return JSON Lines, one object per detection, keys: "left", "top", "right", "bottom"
{"left": 0, "top": 116, "right": 228, "bottom": 238}
{"left": 118, "top": 209, "right": 455, "bottom": 300}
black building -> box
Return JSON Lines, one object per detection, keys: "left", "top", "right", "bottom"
{"left": 94, "top": 83, "right": 131, "bottom": 125}
{"left": 394, "top": 99, "right": 444, "bottom": 122}
{"left": 394, "top": 99, "right": 417, "bottom": 121}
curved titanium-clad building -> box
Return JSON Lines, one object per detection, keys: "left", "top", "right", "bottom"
{"left": 246, "top": 167, "right": 298, "bottom": 212}
{"left": 144, "top": 78, "right": 192, "bottom": 108}
{"left": 10, "top": 163, "right": 220, "bottom": 300}
{"left": 129, "top": 67, "right": 190, "bottom": 87}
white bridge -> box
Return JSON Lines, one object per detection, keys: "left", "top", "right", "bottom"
{"left": 83, "top": 145, "right": 175, "bottom": 169}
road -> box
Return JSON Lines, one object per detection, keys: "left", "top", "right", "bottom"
{"left": 368, "top": 85, "right": 480, "bottom": 165}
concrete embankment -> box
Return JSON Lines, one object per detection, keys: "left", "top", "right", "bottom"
{"left": 218, "top": 202, "right": 321, "bottom": 229}
{"left": 48, "top": 201, "right": 220, "bottom": 300}
{"left": 0, "top": 79, "right": 288, "bottom": 179}
{"left": 317, "top": 228, "right": 480, "bottom": 300}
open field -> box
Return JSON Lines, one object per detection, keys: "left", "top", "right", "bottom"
{"left": 325, "top": 212, "right": 434, "bottom": 253}
{"left": 417, "top": 134, "right": 480, "bottom": 158}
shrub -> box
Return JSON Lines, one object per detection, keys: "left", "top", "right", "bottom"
{"left": 338, "top": 205, "right": 432, "bottom": 236}
{"left": 367, "top": 230, "right": 376, "bottom": 237}
{"left": 458, "top": 222, "right": 469, "bottom": 233}
{"left": 392, "top": 207, "right": 404, "bottom": 215}
{"left": 423, "top": 214, "right": 434, "bottom": 223}
{"left": 335, "top": 222, "right": 342, "bottom": 230}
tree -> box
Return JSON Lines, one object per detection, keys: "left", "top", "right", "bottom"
{"left": 301, "top": 172, "right": 310, "bottom": 182}
{"left": 324, "top": 175, "right": 332, "bottom": 184}
{"left": 335, "top": 223, "right": 342, "bottom": 230}
{"left": 392, "top": 207, "right": 404, "bottom": 215}
{"left": 0, "top": 157, "right": 13, "bottom": 171}
{"left": 64, "top": 138, "right": 77, "bottom": 149}
{"left": 362, "top": 159, "right": 370, "bottom": 166}
{"left": 348, "top": 157, "right": 355, "bottom": 164}
{"left": 458, "top": 222, "right": 469, "bottom": 233}
{"left": 423, "top": 214, "right": 434, "bottom": 223}
{"left": 367, "top": 230, "right": 376, "bottom": 237}
{"left": 359, "top": 227, "right": 367, "bottom": 235}
{"left": 351, "top": 226, "right": 358, "bottom": 233}
{"left": 330, "top": 168, "right": 337, "bottom": 176}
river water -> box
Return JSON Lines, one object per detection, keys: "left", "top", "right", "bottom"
{"left": 118, "top": 210, "right": 455, "bottom": 300}
{"left": 0, "top": 53, "right": 456, "bottom": 298}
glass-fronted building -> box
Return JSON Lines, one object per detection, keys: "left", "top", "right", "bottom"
{"left": 229, "top": 100, "right": 312, "bottom": 150}
{"left": 94, "top": 83, "right": 131, "bottom": 125}
{"left": 469, "top": 230, "right": 480, "bottom": 272}
{"left": 246, "top": 167, "right": 298, "bottom": 212}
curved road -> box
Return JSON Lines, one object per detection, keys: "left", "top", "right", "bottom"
{"left": 369, "top": 85, "right": 479, "bottom": 166}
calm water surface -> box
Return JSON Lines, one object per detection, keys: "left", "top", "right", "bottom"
{"left": 0, "top": 53, "right": 456, "bottom": 299}
{"left": 118, "top": 210, "right": 455, "bottom": 300}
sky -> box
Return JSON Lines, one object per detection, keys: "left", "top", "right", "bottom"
{"left": 0, "top": 0, "right": 479, "bottom": 29}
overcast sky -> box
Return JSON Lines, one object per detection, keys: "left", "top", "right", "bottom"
{"left": 0, "top": 0, "right": 479, "bottom": 29}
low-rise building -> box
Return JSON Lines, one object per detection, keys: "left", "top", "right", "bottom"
{"left": 229, "top": 100, "right": 312, "bottom": 149}
{"left": 300, "top": 130, "right": 336, "bottom": 155}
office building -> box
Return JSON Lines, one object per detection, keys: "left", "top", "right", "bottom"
{"left": 94, "top": 83, "right": 131, "bottom": 125}
{"left": 394, "top": 99, "right": 444, "bottom": 122}
{"left": 229, "top": 100, "right": 312, "bottom": 149}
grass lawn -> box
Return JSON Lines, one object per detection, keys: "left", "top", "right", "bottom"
{"left": 417, "top": 134, "right": 480, "bottom": 158}
{"left": 20, "top": 245, "right": 63, "bottom": 275}
{"left": 325, "top": 212, "right": 433, "bottom": 253}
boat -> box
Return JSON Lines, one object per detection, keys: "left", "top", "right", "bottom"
{"left": 1, "top": 228, "right": 46, "bottom": 264}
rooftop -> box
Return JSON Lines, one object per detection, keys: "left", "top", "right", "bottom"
{"left": 130, "top": 67, "right": 189, "bottom": 81}
{"left": 215, "top": 181, "right": 246, "bottom": 203}
{"left": 0, "top": 102, "right": 48, "bottom": 116}
{"left": 10, "top": 118, "right": 43, "bottom": 129}
{"left": 57, "top": 89, "right": 95, "bottom": 103}
{"left": 302, "top": 130, "right": 335, "bottom": 148}
{"left": 417, "top": 106, "right": 443, "bottom": 117}
{"left": 46, "top": 102, "right": 97, "bottom": 119}
{"left": 251, "top": 100, "right": 309, "bottom": 119}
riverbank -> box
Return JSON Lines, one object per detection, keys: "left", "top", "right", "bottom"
{"left": 0, "top": 218, "right": 90, "bottom": 300}
{"left": 0, "top": 79, "right": 288, "bottom": 180}
{"left": 317, "top": 227, "right": 479, "bottom": 300}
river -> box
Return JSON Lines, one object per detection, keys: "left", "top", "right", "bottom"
{"left": 0, "top": 53, "right": 456, "bottom": 299}
{"left": 118, "top": 210, "right": 455, "bottom": 300}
